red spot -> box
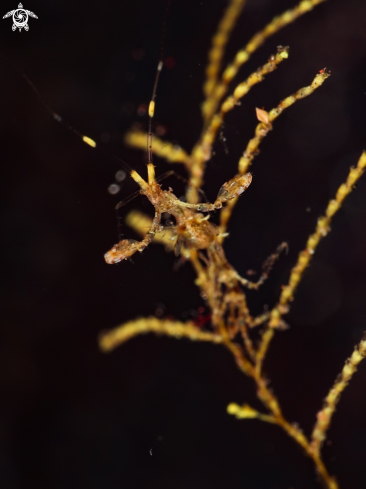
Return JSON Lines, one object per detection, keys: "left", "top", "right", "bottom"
{"left": 193, "top": 314, "right": 211, "bottom": 328}
{"left": 164, "top": 56, "right": 176, "bottom": 69}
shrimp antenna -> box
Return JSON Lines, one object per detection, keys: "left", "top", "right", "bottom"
{"left": 147, "top": 60, "right": 163, "bottom": 164}
{"left": 0, "top": 51, "right": 134, "bottom": 176}
{"left": 147, "top": 0, "right": 171, "bottom": 164}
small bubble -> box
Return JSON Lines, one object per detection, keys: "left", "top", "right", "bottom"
{"left": 155, "top": 124, "right": 167, "bottom": 136}
{"left": 245, "top": 269, "right": 257, "bottom": 276}
{"left": 108, "top": 184, "right": 120, "bottom": 195}
{"left": 155, "top": 303, "right": 166, "bottom": 317}
{"left": 115, "top": 170, "right": 126, "bottom": 182}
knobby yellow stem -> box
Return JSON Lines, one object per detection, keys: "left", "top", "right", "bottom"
{"left": 202, "top": 0, "right": 328, "bottom": 123}
{"left": 311, "top": 334, "right": 366, "bottom": 455}
{"left": 270, "top": 151, "right": 366, "bottom": 328}
{"left": 218, "top": 69, "right": 330, "bottom": 241}
{"left": 99, "top": 317, "right": 223, "bottom": 352}
{"left": 189, "top": 48, "right": 289, "bottom": 203}
{"left": 124, "top": 130, "right": 191, "bottom": 167}
{"left": 224, "top": 334, "right": 338, "bottom": 489}
{"left": 203, "top": 0, "right": 247, "bottom": 106}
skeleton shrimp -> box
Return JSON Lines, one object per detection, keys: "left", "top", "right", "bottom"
{"left": 104, "top": 164, "right": 252, "bottom": 264}
{"left": 102, "top": 59, "right": 287, "bottom": 339}
{"left": 103, "top": 58, "right": 253, "bottom": 265}
{"left": 103, "top": 154, "right": 287, "bottom": 337}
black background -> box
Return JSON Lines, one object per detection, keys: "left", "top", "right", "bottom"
{"left": 1, "top": 0, "right": 366, "bottom": 488}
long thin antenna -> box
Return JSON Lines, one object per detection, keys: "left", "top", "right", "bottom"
{"left": 147, "top": 60, "right": 163, "bottom": 164}
{"left": 0, "top": 51, "right": 134, "bottom": 176}
{"left": 146, "top": 0, "right": 171, "bottom": 164}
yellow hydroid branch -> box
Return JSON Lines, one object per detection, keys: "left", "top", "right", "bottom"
{"left": 218, "top": 69, "right": 330, "bottom": 240}
{"left": 256, "top": 153, "right": 366, "bottom": 413}
{"left": 202, "top": 0, "right": 327, "bottom": 122}
{"left": 124, "top": 130, "right": 191, "bottom": 167}
{"left": 189, "top": 48, "right": 289, "bottom": 203}
{"left": 99, "top": 317, "right": 223, "bottom": 352}
{"left": 125, "top": 210, "right": 176, "bottom": 251}
{"left": 311, "top": 334, "right": 366, "bottom": 455}
{"left": 203, "top": 0, "right": 247, "bottom": 103}
{"left": 270, "top": 151, "right": 366, "bottom": 328}
{"left": 239, "top": 70, "right": 330, "bottom": 174}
